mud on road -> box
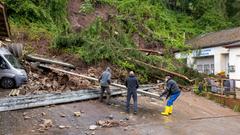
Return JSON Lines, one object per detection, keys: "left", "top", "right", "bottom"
{"left": 0, "top": 92, "right": 240, "bottom": 135}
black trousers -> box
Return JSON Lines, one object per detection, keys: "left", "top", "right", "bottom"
{"left": 99, "top": 86, "right": 111, "bottom": 103}
{"left": 126, "top": 90, "right": 138, "bottom": 112}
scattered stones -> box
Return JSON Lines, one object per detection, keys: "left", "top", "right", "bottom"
{"left": 89, "top": 125, "right": 98, "bottom": 130}
{"left": 58, "top": 125, "right": 66, "bottom": 129}
{"left": 39, "top": 119, "right": 53, "bottom": 129}
{"left": 74, "top": 112, "right": 81, "bottom": 117}
{"left": 60, "top": 113, "right": 66, "bottom": 117}
{"left": 96, "top": 120, "right": 128, "bottom": 128}
{"left": 24, "top": 116, "right": 31, "bottom": 120}
{"left": 124, "top": 117, "right": 129, "bottom": 121}
{"left": 23, "top": 112, "right": 27, "bottom": 116}
{"left": 97, "top": 120, "right": 105, "bottom": 126}
{"left": 41, "top": 112, "right": 46, "bottom": 116}
{"left": 107, "top": 114, "right": 113, "bottom": 120}
{"left": 38, "top": 129, "right": 45, "bottom": 133}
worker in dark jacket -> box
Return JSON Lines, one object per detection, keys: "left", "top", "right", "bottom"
{"left": 99, "top": 67, "right": 112, "bottom": 105}
{"left": 125, "top": 71, "right": 139, "bottom": 114}
{"left": 159, "top": 75, "right": 181, "bottom": 116}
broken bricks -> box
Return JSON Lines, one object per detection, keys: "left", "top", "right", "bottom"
{"left": 74, "top": 112, "right": 81, "bottom": 117}
{"left": 96, "top": 120, "right": 128, "bottom": 128}
{"left": 89, "top": 125, "right": 98, "bottom": 130}
{"left": 24, "top": 116, "right": 31, "bottom": 120}
{"left": 18, "top": 61, "right": 95, "bottom": 94}
{"left": 39, "top": 119, "right": 53, "bottom": 130}
{"left": 58, "top": 125, "right": 71, "bottom": 129}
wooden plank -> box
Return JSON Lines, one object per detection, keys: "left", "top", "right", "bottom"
{"left": 38, "top": 64, "right": 160, "bottom": 99}
{"left": 0, "top": 89, "right": 125, "bottom": 112}
{"left": 26, "top": 54, "right": 76, "bottom": 69}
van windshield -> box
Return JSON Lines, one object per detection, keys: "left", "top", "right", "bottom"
{"left": 4, "top": 54, "right": 22, "bottom": 69}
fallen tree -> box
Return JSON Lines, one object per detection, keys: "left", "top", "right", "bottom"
{"left": 127, "top": 57, "right": 192, "bottom": 82}
{"left": 124, "top": 48, "right": 163, "bottom": 56}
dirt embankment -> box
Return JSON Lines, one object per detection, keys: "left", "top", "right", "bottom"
{"left": 68, "top": 0, "right": 116, "bottom": 32}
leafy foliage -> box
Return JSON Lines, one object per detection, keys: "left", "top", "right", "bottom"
{"left": 79, "top": 0, "right": 95, "bottom": 14}
{"left": 3, "top": 0, "right": 69, "bottom": 36}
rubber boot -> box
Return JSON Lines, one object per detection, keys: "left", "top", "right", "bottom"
{"left": 99, "top": 94, "right": 103, "bottom": 102}
{"left": 169, "top": 105, "right": 173, "bottom": 115}
{"left": 161, "top": 106, "right": 170, "bottom": 116}
{"left": 106, "top": 94, "right": 111, "bottom": 105}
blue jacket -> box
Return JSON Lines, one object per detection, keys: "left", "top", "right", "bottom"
{"left": 125, "top": 75, "right": 139, "bottom": 91}
{"left": 99, "top": 69, "right": 111, "bottom": 87}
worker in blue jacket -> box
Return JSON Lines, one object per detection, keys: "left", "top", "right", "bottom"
{"left": 159, "top": 75, "right": 181, "bottom": 116}
{"left": 99, "top": 67, "right": 112, "bottom": 105}
{"left": 125, "top": 71, "right": 139, "bottom": 114}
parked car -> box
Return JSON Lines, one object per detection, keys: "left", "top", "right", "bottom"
{"left": 0, "top": 47, "right": 27, "bottom": 89}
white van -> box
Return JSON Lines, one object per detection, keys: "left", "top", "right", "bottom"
{"left": 0, "top": 47, "right": 27, "bottom": 89}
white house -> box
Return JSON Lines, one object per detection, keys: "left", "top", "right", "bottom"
{"left": 176, "top": 27, "right": 240, "bottom": 87}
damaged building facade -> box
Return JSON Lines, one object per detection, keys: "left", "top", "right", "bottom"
{"left": 176, "top": 27, "right": 240, "bottom": 88}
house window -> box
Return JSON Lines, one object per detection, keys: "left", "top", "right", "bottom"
{"left": 211, "top": 64, "right": 214, "bottom": 74}
{"left": 204, "top": 64, "right": 210, "bottom": 74}
{"left": 197, "top": 65, "right": 203, "bottom": 72}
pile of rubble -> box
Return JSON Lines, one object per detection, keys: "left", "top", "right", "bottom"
{"left": 18, "top": 61, "right": 97, "bottom": 94}
{"left": 96, "top": 119, "right": 128, "bottom": 128}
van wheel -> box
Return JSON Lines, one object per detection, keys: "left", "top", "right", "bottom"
{"left": 1, "top": 78, "right": 16, "bottom": 89}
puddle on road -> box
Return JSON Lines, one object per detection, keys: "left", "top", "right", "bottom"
{"left": 162, "top": 116, "right": 173, "bottom": 123}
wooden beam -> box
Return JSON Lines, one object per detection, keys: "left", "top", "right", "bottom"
{"left": 26, "top": 54, "right": 76, "bottom": 69}
{"left": 0, "top": 89, "right": 125, "bottom": 112}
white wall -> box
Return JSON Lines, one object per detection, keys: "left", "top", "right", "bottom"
{"left": 176, "top": 46, "right": 229, "bottom": 74}
{"left": 176, "top": 46, "right": 240, "bottom": 88}
{"left": 213, "top": 47, "right": 229, "bottom": 74}
{"left": 228, "top": 47, "right": 240, "bottom": 88}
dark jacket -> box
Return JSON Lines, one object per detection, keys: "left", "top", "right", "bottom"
{"left": 160, "top": 79, "right": 180, "bottom": 99}
{"left": 125, "top": 75, "right": 139, "bottom": 91}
